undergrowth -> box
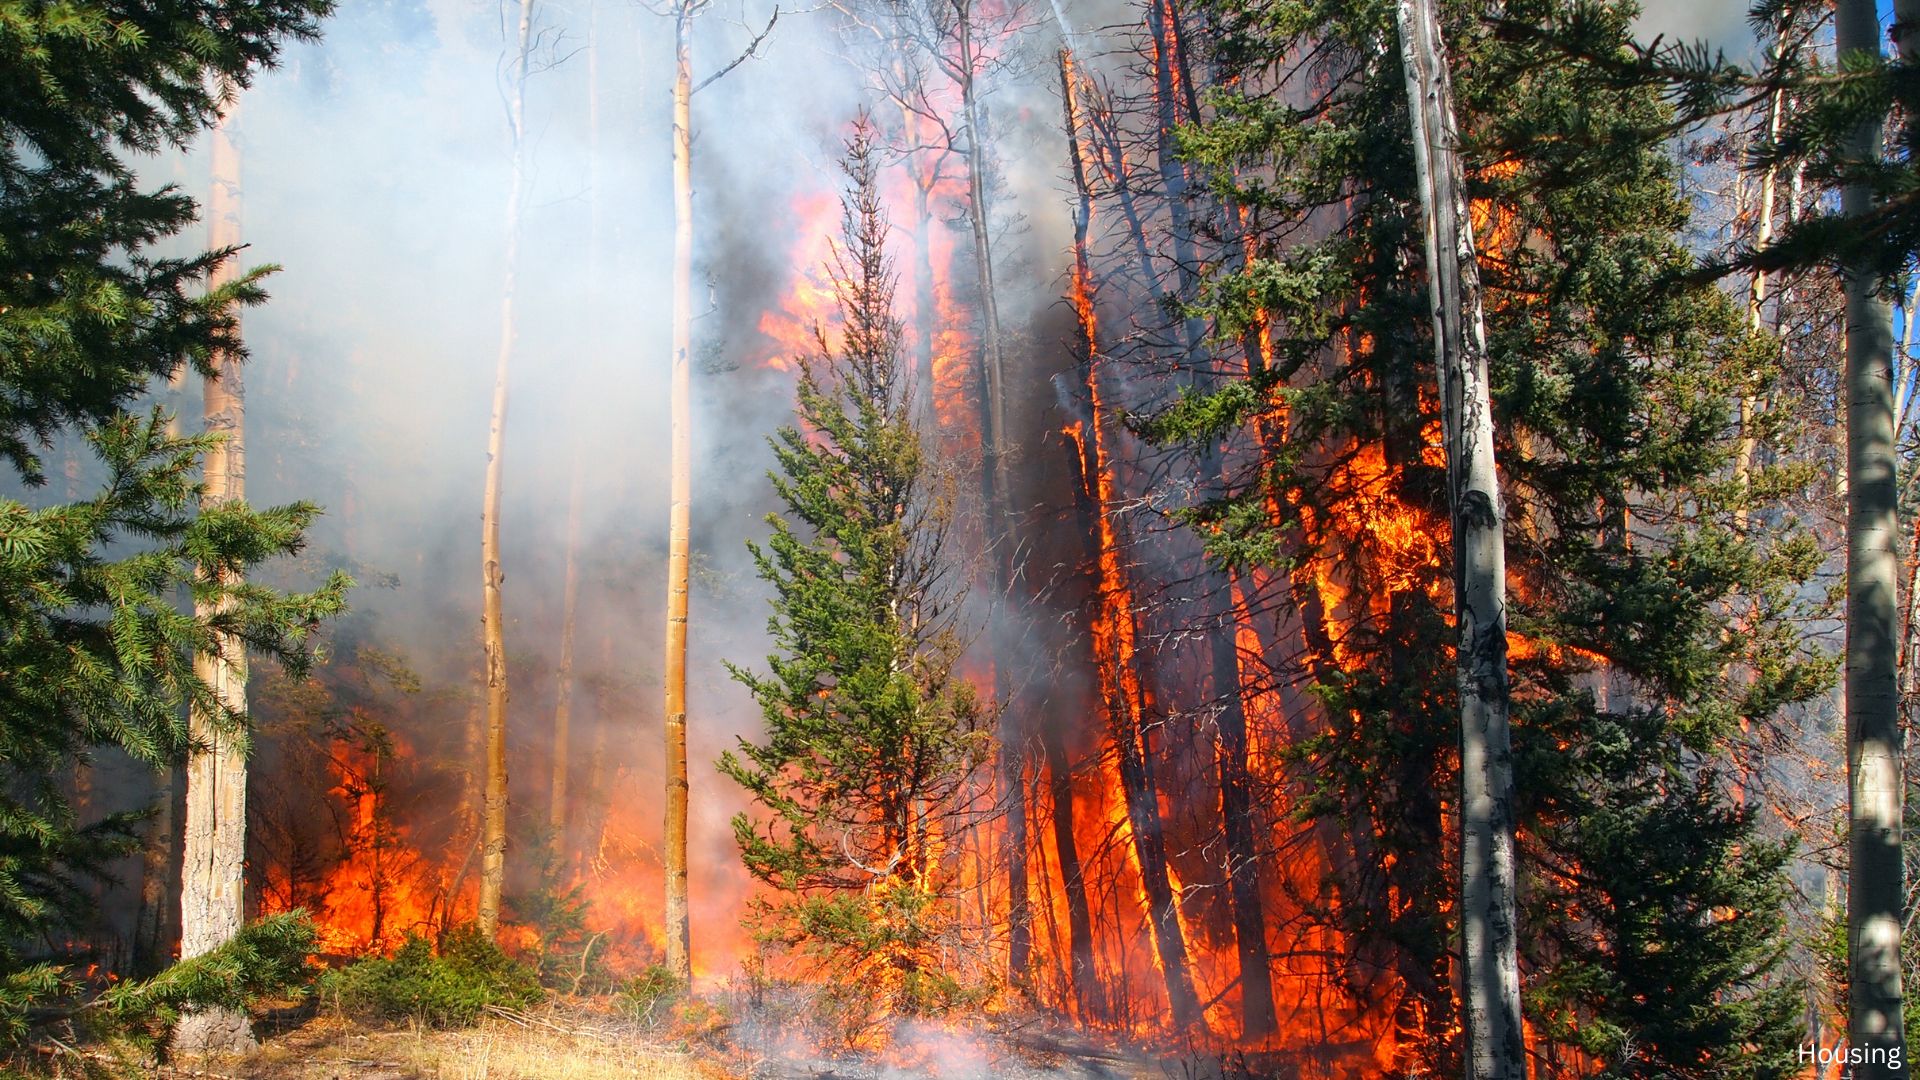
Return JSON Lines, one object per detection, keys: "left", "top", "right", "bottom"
{"left": 318, "top": 923, "right": 541, "bottom": 1027}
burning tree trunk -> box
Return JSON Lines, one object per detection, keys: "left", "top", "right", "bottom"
{"left": 477, "top": 0, "right": 536, "bottom": 938}
{"left": 1044, "top": 51, "right": 1105, "bottom": 1023}
{"left": 1139, "top": 1, "right": 1280, "bottom": 1033}
{"left": 1838, "top": 0, "right": 1907, "bottom": 1069}
{"left": 1039, "top": 722, "right": 1098, "bottom": 1019}
{"left": 176, "top": 99, "right": 254, "bottom": 1054}
{"left": 1055, "top": 213, "right": 1202, "bottom": 1037}
{"left": 662, "top": 0, "right": 694, "bottom": 983}
{"left": 1057, "top": 45, "right": 1206, "bottom": 1033}
{"left": 1395, "top": 2, "right": 1523, "bottom": 1076}
{"left": 551, "top": 449, "right": 584, "bottom": 835}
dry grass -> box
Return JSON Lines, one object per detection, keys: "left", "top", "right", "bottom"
{"left": 158, "top": 1009, "right": 733, "bottom": 1080}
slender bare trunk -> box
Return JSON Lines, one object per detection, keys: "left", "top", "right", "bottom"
{"left": 477, "top": 0, "right": 535, "bottom": 938}
{"left": 662, "top": 0, "right": 694, "bottom": 983}
{"left": 949, "top": 3, "right": 1027, "bottom": 983}
{"left": 550, "top": 450, "right": 584, "bottom": 835}
{"left": 1840, "top": 2, "right": 1908, "bottom": 1072}
{"left": 1047, "top": 53, "right": 1103, "bottom": 1021}
{"left": 176, "top": 99, "right": 254, "bottom": 1054}
{"left": 907, "top": 123, "right": 937, "bottom": 422}
{"left": 1396, "top": 3, "right": 1523, "bottom": 1076}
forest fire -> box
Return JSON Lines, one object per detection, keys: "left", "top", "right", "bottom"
{"left": 12, "top": 0, "right": 1869, "bottom": 1075}
{"left": 757, "top": 191, "right": 842, "bottom": 370}
{"left": 257, "top": 732, "right": 452, "bottom": 956}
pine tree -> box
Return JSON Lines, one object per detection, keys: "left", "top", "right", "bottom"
{"left": 1167, "top": 0, "right": 1824, "bottom": 1072}
{"left": 0, "top": 0, "right": 347, "bottom": 1016}
{"left": 720, "top": 117, "right": 988, "bottom": 1011}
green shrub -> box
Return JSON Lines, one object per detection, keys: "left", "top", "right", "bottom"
{"left": 0, "top": 967, "right": 72, "bottom": 1048}
{"left": 619, "top": 964, "right": 684, "bottom": 1023}
{"left": 100, "top": 912, "right": 318, "bottom": 1049}
{"left": 318, "top": 924, "right": 540, "bottom": 1027}
{"left": 508, "top": 835, "right": 606, "bottom": 992}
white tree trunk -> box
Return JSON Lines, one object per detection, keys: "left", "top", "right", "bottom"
{"left": 477, "top": 0, "right": 536, "bottom": 937}
{"left": 1839, "top": 1, "right": 1907, "bottom": 1073}
{"left": 176, "top": 97, "right": 255, "bottom": 1056}
{"left": 1395, "top": 3, "right": 1524, "bottom": 1077}
{"left": 662, "top": 0, "right": 694, "bottom": 983}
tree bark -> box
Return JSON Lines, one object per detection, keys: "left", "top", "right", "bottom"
{"left": 1138, "top": 6, "right": 1280, "bottom": 1030}
{"left": 1058, "top": 357, "right": 1203, "bottom": 1034}
{"left": 1040, "top": 721, "right": 1098, "bottom": 1020}
{"left": 1395, "top": 2, "right": 1523, "bottom": 1077}
{"left": 662, "top": 0, "right": 695, "bottom": 983}
{"left": 477, "top": 0, "right": 535, "bottom": 938}
{"left": 1839, "top": 1, "right": 1908, "bottom": 1072}
{"left": 949, "top": 0, "right": 1028, "bottom": 984}
{"left": 550, "top": 448, "right": 584, "bottom": 835}
{"left": 175, "top": 99, "right": 254, "bottom": 1055}
{"left": 1050, "top": 51, "right": 1104, "bottom": 1024}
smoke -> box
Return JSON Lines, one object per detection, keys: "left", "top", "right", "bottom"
{"left": 79, "top": 0, "right": 1136, "bottom": 979}
{"left": 1632, "top": 0, "right": 1761, "bottom": 63}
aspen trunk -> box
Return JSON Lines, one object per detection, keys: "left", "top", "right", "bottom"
{"left": 662, "top": 0, "right": 694, "bottom": 983}
{"left": 550, "top": 449, "right": 584, "bottom": 835}
{"left": 1395, "top": 2, "right": 1523, "bottom": 1076}
{"left": 951, "top": 2, "right": 1028, "bottom": 983}
{"left": 176, "top": 99, "right": 254, "bottom": 1054}
{"left": 1840, "top": 1, "right": 1908, "bottom": 1071}
{"left": 477, "top": 0, "right": 535, "bottom": 938}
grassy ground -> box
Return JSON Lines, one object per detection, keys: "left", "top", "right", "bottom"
{"left": 5, "top": 1003, "right": 729, "bottom": 1080}
{"left": 218, "top": 1012, "right": 722, "bottom": 1079}
{"left": 8, "top": 995, "right": 1203, "bottom": 1079}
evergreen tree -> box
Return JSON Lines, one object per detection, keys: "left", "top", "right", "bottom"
{"left": 0, "top": 0, "right": 346, "bottom": 1007}
{"left": 721, "top": 117, "right": 987, "bottom": 1011}
{"left": 1165, "top": 0, "right": 1823, "bottom": 1073}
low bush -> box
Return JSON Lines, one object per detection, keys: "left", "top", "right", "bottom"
{"left": 618, "top": 964, "right": 684, "bottom": 1023}
{"left": 318, "top": 923, "right": 540, "bottom": 1027}
{"left": 100, "top": 911, "right": 318, "bottom": 1049}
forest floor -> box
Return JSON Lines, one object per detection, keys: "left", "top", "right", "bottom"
{"left": 124, "top": 999, "right": 1260, "bottom": 1080}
